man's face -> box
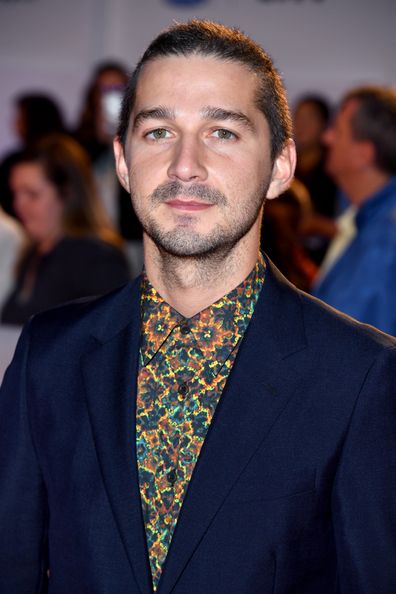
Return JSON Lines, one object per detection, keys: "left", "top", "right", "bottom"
{"left": 323, "top": 99, "right": 364, "bottom": 181}
{"left": 115, "top": 54, "right": 294, "bottom": 258}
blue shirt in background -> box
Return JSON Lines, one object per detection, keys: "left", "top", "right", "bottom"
{"left": 313, "top": 176, "right": 396, "bottom": 336}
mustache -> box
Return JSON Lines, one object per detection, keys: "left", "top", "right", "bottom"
{"left": 150, "top": 181, "right": 227, "bottom": 206}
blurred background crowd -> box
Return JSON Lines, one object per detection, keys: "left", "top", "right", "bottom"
{"left": 1, "top": 62, "right": 396, "bottom": 338}
{"left": 0, "top": 0, "right": 395, "bottom": 348}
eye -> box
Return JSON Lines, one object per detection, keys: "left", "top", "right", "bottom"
{"left": 212, "top": 129, "right": 237, "bottom": 140}
{"left": 145, "top": 128, "right": 171, "bottom": 140}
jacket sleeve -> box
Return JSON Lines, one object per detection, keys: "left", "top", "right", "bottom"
{"left": 0, "top": 323, "right": 49, "bottom": 593}
{"left": 332, "top": 345, "right": 396, "bottom": 593}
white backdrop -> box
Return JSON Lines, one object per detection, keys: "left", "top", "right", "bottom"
{"left": 0, "top": 0, "right": 395, "bottom": 157}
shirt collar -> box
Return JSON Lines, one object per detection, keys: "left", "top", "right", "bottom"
{"left": 139, "top": 254, "right": 266, "bottom": 368}
{"left": 139, "top": 278, "right": 183, "bottom": 366}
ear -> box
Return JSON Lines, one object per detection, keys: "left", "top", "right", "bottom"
{"left": 113, "top": 137, "right": 130, "bottom": 192}
{"left": 266, "top": 139, "right": 296, "bottom": 200}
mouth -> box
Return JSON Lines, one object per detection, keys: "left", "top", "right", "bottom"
{"left": 165, "top": 199, "right": 214, "bottom": 212}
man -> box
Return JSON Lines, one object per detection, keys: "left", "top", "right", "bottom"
{"left": 313, "top": 86, "right": 396, "bottom": 335}
{"left": 0, "top": 21, "right": 395, "bottom": 594}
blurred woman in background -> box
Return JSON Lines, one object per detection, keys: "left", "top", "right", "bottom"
{"left": 0, "top": 92, "right": 66, "bottom": 217}
{"left": 293, "top": 95, "right": 338, "bottom": 263}
{"left": 75, "top": 61, "right": 142, "bottom": 244}
{"left": 75, "top": 61, "right": 128, "bottom": 159}
{"left": 1, "top": 134, "right": 130, "bottom": 326}
{"left": 294, "top": 94, "right": 337, "bottom": 216}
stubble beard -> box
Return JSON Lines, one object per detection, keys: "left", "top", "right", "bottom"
{"left": 131, "top": 179, "right": 269, "bottom": 261}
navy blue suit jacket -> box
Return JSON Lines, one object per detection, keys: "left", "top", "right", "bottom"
{"left": 1, "top": 260, "right": 396, "bottom": 593}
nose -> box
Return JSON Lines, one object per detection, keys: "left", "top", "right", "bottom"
{"left": 167, "top": 134, "right": 208, "bottom": 182}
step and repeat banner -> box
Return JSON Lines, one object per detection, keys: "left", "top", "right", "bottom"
{"left": 0, "top": 0, "right": 394, "bottom": 156}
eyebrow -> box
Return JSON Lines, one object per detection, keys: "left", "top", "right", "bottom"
{"left": 201, "top": 106, "right": 255, "bottom": 131}
{"left": 133, "top": 107, "right": 176, "bottom": 130}
{"left": 132, "top": 105, "right": 255, "bottom": 132}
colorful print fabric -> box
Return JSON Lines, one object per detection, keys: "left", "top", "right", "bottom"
{"left": 136, "top": 257, "right": 265, "bottom": 589}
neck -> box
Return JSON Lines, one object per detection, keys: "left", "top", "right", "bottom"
{"left": 143, "top": 229, "right": 261, "bottom": 318}
{"left": 339, "top": 168, "right": 390, "bottom": 207}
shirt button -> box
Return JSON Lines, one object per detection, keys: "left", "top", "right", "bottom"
{"left": 167, "top": 469, "right": 177, "bottom": 486}
{"left": 178, "top": 383, "right": 189, "bottom": 397}
{"left": 180, "top": 323, "right": 191, "bottom": 335}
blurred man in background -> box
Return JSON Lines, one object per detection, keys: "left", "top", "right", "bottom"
{"left": 313, "top": 86, "right": 396, "bottom": 335}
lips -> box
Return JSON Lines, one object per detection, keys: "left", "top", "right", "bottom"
{"left": 165, "top": 199, "right": 213, "bottom": 211}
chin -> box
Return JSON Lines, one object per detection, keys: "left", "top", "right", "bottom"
{"left": 158, "top": 238, "right": 225, "bottom": 258}
{"left": 147, "top": 225, "right": 226, "bottom": 257}
{"left": 151, "top": 227, "right": 247, "bottom": 261}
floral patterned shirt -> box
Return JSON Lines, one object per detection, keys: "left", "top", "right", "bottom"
{"left": 136, "top": 256, "right": 265, "bottom": 589}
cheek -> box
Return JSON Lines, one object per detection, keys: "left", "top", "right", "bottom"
{"left": 236, "top": 155, "right": 270, "bottom": 189}
{"left": 130, "top": 153, "right": 164, "bottom": 190}
{"left": 49, "top": 201, "right": 65, "bottom": 228}
{"left": 34, "top": 196, "right": 63, "bottom": 231}
{"left": 213, "top": 152, "right": 264, "bottom": 185}
{"left": 130, "top": 140, "right": 170, "bottom": 173}
{"left": 129, "top": 163, "right": 150, "bottom": 200}
{"left": 332, "top": 140, "right": 345, "bottom": 159}
{"left": 32, "top": 206, "right": 53, "bottom": 231}
{"left": 14, "top": 198, "right": 37, "bottom": 223}
{"left": 221, "top": 164, "right": 268, "bottom": 215}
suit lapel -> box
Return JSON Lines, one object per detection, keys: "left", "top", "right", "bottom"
{"left": 82, "top": 280, "right": 153, "bottom": 594}
{"left": 158, "top": 261, "right": 308, "bottom": 593}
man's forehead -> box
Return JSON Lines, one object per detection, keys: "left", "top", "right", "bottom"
{"left": 132, "top": 54, "right": 259, "bottom": 114}
{"left": 137, "top": 54, "right": 257, "bottom": 87}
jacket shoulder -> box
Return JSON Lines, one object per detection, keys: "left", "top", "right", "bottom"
{"left": 27, "top": 276, "right": 140, "bottom": 349}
